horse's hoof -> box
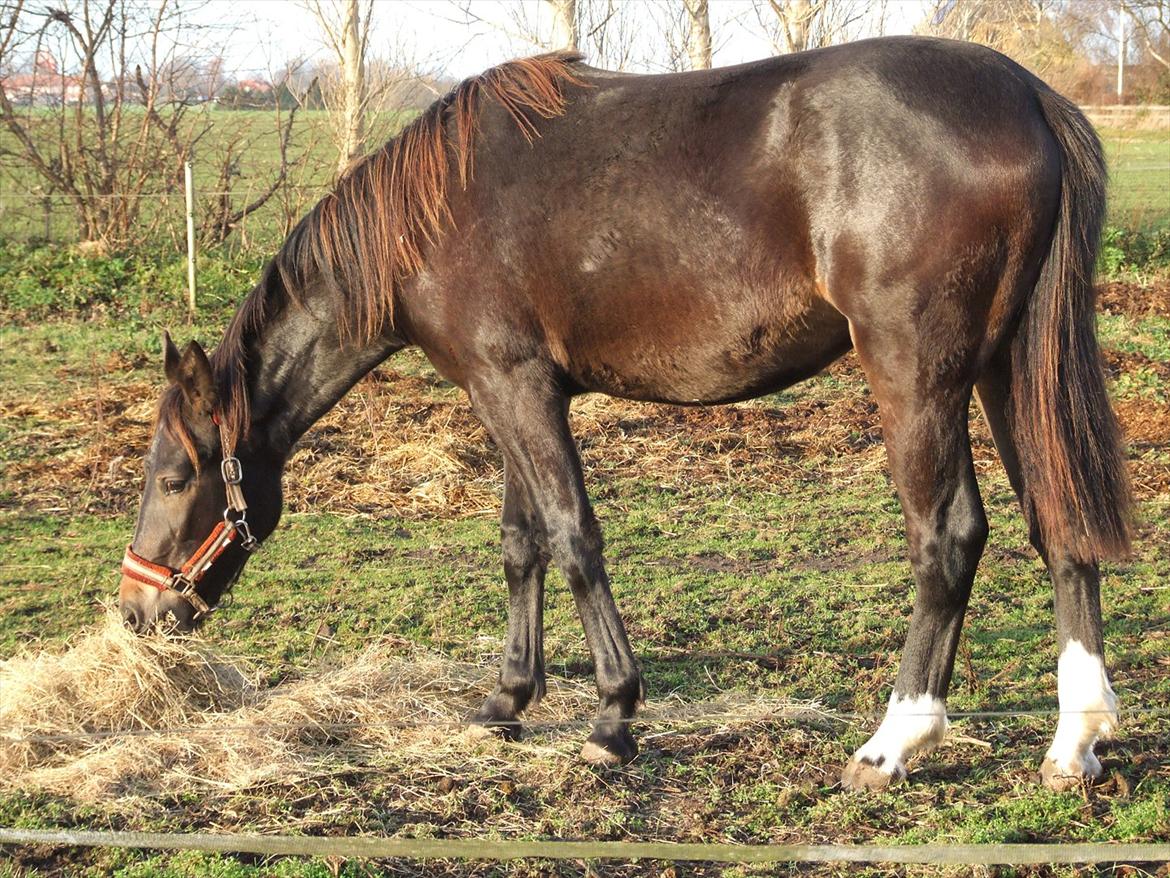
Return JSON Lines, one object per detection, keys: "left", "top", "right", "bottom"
{"left": 580, "top": 740, "right": 627, "bottom": 766}
{"left": 840, "top": 756, "right": 906, "bottom": 791}
{"left": 1040, "top": 758, "right": 1099, "bottom": 792}
{"left": 465, "top": 716, "right": 521, "bottom": 743}
{"left": 581, "top": 728, "right": 637, "bottom": 766}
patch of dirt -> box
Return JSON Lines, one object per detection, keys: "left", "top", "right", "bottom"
{"left": 2, "top": 329, "right": 1165, "bottom": 520}
{"left": 1098, "top": 279, "right": 1170, "bottom": 319}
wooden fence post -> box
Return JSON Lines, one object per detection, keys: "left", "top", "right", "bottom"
{"left": 184, "top": 160, "right": 197, "bottom": 319}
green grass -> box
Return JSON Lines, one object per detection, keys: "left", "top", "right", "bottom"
{"left": 0, "top": 113, "right": 1166, "bottom": 255}
{"left": 2, "top": 295, "right": 1169, "bottom": 876}
{"left": 1098, "top": 125, "right": 1170, "bottom": 231}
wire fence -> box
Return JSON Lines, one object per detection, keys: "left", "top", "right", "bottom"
{"left": 0, "top": 181, "right": 331, "bottom": 255}
{"left": 0, "top": 105, "right": 1167, "bottom": 255}
{"left": 2, "top": 179, "right": 1164, "bottom": 252}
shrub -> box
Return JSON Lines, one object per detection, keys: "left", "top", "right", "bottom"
{"left": 0, "top": 243, "right": 262, "bottom": 325}
{"left": 1099, "top": 225, "right": 1170, "bottom": 278}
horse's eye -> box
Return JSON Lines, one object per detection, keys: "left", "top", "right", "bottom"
{"left": 163, "top": 479, "right": 187, "bottom": 495}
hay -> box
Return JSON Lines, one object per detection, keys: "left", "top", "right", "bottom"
{"left": 5, "top": 327, "right": 1166, "bottom": 522}
{"left": 1, "top": 612, "right": 819, "bottom": 807}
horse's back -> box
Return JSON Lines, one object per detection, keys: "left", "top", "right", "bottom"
{"left": 412, "top": 37, "right": 1061, "bottom": 402}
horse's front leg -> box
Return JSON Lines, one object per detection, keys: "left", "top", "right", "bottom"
{"left": 470, "top": 369, "right": 645, "bottom": 765}
{"left": 469, "top": 462, "right": 549, "bottom": 740}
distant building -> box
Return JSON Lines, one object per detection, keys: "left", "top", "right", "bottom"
{"left": 0, "top": 51, "right": 85, "bottom": 106}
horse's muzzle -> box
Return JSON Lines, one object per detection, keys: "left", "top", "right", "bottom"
{"left": 118, "top": 576, "right": 197, "bottom": 633}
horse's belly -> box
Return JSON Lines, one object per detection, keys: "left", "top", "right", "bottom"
{"left": 561, "top": 292, "right": 851, "bottom": 405}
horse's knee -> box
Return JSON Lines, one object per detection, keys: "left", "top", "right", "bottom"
{"left": 545, "top": 515, "right": 604, "bottom": 582}
{"left": 907, "top": 501, "right": 987, "bottom": 606}
{"left": 501, "top": 520, "right": 544, "bottom": 580}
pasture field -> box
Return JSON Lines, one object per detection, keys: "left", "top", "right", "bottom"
{"left": 0, "top": 111, "right": 1168, "bottom": 875}
{"left": 0, "top": 258, "right": 1168, "bottom": 876}
{"left": 0, "top": 111, "right": 1168, "bottom": 251}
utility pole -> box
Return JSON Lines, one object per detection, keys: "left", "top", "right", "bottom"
{"left": 185, "top": 160, "right": 197, "bottom": 318}
{"left": 1117, "top": 1, "right": 1125, "bottom": 102}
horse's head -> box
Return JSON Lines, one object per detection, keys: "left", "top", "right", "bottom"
{"left": 119, "top": 333, "right": 281, "bottom": 632}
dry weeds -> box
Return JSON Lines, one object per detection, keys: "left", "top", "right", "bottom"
{"left": 1, "top": 283, "right": 1166, "bottom": 520}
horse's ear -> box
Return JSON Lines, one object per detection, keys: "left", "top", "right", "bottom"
{"left": 163, "top": 331, "right": 181, "bottom": 384}
{"left": 170, "top": 339, "right": 218, "bottom": 419}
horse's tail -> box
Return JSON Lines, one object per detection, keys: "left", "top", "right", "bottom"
{"left": 1009, "top": 87, "right": 1132, "bottom": 562}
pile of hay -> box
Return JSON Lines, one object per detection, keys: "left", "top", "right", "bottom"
{"left": 0, "top": 612, "right": 571, "bottom": 802}
{"left": 1, "top": 614, "right": 816, "bottom": 807}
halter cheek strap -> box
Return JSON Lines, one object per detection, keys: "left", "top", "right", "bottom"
{"left": 120, "top": 417, "right": 259, "bottom": 621}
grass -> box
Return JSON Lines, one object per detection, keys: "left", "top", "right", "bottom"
{"left": 0, "top": 112, "right": 1167, "bottom": 255}
{"left": 1, "top": 275, "right": 1168, "bottom": 875}
{"left": 1097, "top": 125, "right": 1170, "bottom": 232}
{"left": 0, "top": 111, "right": 1166, "bottom": 877}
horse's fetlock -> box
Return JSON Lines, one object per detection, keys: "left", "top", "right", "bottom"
{"left": 597, "top": 668, "right": 644, "bottom": 714}
{"left": 498, "top": 670, "right": 540, "bottom": 708}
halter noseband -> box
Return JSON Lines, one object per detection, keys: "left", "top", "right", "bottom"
{"left": 120, "top": 416, "right": 259, "bottom": 621}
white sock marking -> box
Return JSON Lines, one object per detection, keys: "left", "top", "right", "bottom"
{"left": 1045, "top": 639, "right": 1118, "bottom": 777}
{"left": 853, "top": 693, "right": 948, "bottom": 776}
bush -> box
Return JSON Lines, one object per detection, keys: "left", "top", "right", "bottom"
{"left": 1099, "top": 225, "right": 1170, "bottom": 278}
{"left": 0, "top": 243, "right": 263, "bottom": 325}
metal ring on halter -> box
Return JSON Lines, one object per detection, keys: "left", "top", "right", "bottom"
{"left": 224, "top": 508, "right": 258, "bottom": 551}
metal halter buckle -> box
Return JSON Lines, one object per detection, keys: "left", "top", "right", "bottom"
{"left": 221, "top": 456, "right": 243, "bottom": 485}
{"left": 171, "top": 573, "right": 211, "bottom": 616}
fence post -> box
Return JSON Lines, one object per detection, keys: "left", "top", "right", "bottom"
{"left": 184, "top": 160, "right": 197, "bottom": 319}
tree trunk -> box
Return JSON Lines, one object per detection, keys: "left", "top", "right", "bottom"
{"left": 338, "top": 0, "right": 367, "bottom": 173}
{"left": 685, "top": 0, "right": 713, "bottom": 69}
{"left": 771, "top": 0, "right": 813, "bottom": 53}
{"left": 546, "top": 0, "right": 578, "bottom": 51}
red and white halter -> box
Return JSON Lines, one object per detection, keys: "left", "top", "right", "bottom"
{"left": 120, "top": 416, "right": 259, "bottom": 619}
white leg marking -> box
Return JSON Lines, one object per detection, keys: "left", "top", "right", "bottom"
{"left": 1045, "top": 639, "right": 1119, "bottom": 778}
{"left": 852, "top": 693, "right": 948, "bottom": 779}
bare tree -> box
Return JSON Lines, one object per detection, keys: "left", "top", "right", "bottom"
{"left": 918, "top": 0, "right": 1078, "bottom": 76}
{"left": 1123, "top": 0, "right": 1170, "bottom": 70}
{"left": 450, "top": 0, "right": 639, "bottom": 69}
{"left": 304, "top": 0, "right": 370, "bottom": 173}
{"left": 753, "top": 0, "right": 868, "bottom": 53}
{"left": 546, "top": 0, "right": 578, "bottom": 50}
{"left": 0, "top": 0, "right": 211, "bottom": 244}
{"left": 685, "top": 0, "right": 712, "bottom": 69}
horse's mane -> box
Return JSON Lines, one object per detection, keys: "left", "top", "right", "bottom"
{"left": 160, "top": 52, "right": 584, "bottom": 461}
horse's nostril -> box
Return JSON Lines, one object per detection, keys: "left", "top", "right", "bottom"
{"left": 122, "top": 606, "right": 141, "bottom": 631}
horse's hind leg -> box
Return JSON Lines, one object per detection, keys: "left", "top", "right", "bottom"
{"left": 976, "top": 362, "right": 1118, "bottom": 791}
{"left": 469, "top": 369, "right": 644, "bottom": 764}
{"left": 469, "top": 461, "right": 549, "bottom": 740}
{"left": 841, "top": 327, "right": 989, "bottom": 791}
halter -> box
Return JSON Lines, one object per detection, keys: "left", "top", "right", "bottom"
{"left": 121, "top": 416, "right": 259, "bottom": 621}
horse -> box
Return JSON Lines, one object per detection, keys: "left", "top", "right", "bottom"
{"left": 117, "top": 37, "right": 1132, "bottom": 792}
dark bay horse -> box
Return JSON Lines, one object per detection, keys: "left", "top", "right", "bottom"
{"left": 118, "top": 37, "right": 1131, "bottom": 791}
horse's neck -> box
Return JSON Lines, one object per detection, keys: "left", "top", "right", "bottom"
{"left": 243, "top": 297, "right": 402, "bottom": 456}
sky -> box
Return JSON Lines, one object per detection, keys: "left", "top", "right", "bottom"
{"left": 187, "top": 0, "right": 930, "bottom": 81}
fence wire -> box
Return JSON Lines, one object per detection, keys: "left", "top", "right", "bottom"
{"left": 3, "top": 703, "right": 1166, "bottom": 748}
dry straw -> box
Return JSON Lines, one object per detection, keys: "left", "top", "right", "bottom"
{"left": 1, "top": 612, "right": 808, "bottom": 808}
